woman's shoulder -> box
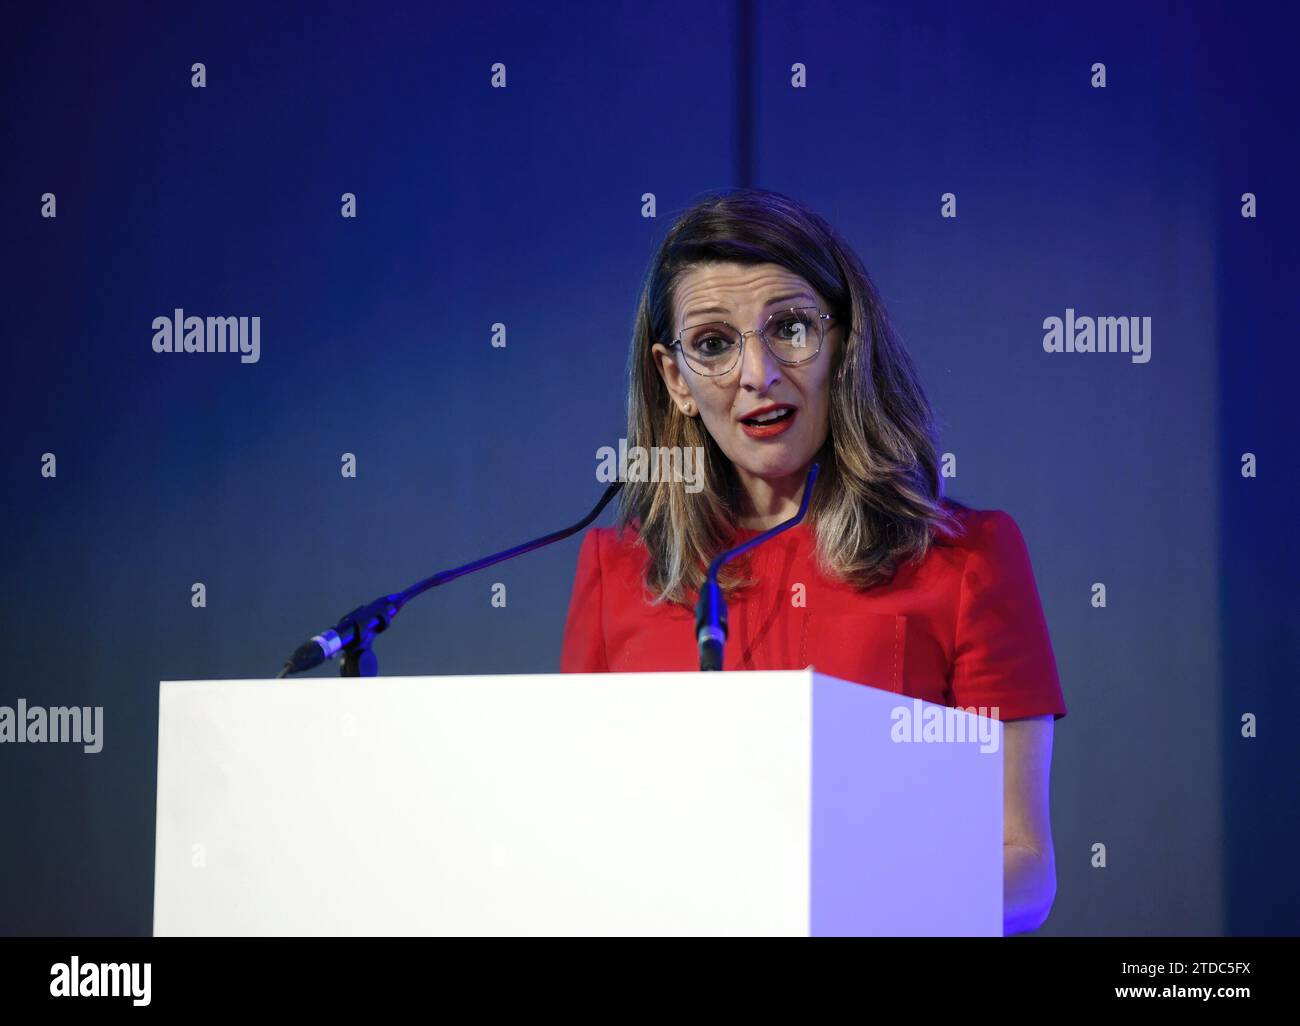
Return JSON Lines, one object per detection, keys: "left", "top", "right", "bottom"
{"left": 934, "top": 497, "right": 1028, "bottom": 552}
{"left": 590, "top": 504, "right": 1024, "bottom": 543}
{"left": 585, "top": 518, "right": 646, "bottom": 545}
{"left": 580, "top": 503, "right": 1036, "bottom": 578}
{"left": 587, "top": 505, "right": 1026, "bottom": 552}
{"left": 930, "top": 498, "right": 1043, "bottom": 590}
{"left": 576, "top": 521, "right": 650, "bottom": 572}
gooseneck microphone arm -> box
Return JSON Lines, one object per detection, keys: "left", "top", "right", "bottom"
{"left": 278, "top": 482, "right": 624, "bottom": 678}
{"left": 694, "top": 462, "right": 820, "bottom": 672}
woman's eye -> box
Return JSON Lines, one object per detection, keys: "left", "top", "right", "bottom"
{"left": 694, "top": 335, "right": 732, "bottom": 355}
{"left": 774, "top": 315, "right": 811, "bottom": 341}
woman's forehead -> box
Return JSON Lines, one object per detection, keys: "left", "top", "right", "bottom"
{"left": 674, "top": 262, "right": 820, "bottom": 321}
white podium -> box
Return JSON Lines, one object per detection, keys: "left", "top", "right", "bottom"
{"left": 154, "top": 671, "right": 1002, "bottom": 936}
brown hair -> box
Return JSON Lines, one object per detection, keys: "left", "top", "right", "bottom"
{"left": 620, "top": 187, "right": 964, "bottom": 606}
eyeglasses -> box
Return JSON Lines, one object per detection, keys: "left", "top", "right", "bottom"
{"left": 668, "top": 306, "right": 833, "bottom": 376}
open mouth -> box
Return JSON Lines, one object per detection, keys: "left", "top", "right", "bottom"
{"left": 739, "top": 406, "right": 797, "bottom": 438}
{"left": 743, "top": 405, "right": 790, "bottom": 426}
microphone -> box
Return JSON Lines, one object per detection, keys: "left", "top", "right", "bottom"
{"left": 694, "top": 462, "right": 819, "bottom": 672}
{"left": 278, "top": 482, "right": 624, "bottom": 678}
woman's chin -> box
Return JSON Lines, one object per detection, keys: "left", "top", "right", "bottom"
{"left": 733, "top": 451, "right": 815, "bottom": 484}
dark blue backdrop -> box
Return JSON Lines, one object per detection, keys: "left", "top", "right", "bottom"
{"left": 2, "top": 0, "right": 1296, "bottom": 935}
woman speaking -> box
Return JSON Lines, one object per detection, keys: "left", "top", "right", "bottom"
{"left": 561, "top": 188, "right": 1068, "bottom": 935}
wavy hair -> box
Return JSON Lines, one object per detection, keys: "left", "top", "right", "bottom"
{"left": 619, "top": 187, "right": 965, "bottom": 606}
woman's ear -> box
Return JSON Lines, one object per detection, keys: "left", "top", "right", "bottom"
{"left": 651, "top": 342, "right": 694, "bottom": 410}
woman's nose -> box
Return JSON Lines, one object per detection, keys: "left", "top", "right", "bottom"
{"left": 737, "top": 331, "right": 781, "bottom": 393}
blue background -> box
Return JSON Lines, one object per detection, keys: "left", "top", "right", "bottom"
{"left": 2, "top": 0, "right": 1296, "bottom": 935}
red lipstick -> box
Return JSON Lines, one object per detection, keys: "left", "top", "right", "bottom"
{"left": 738, "top": 403, "right": 798, "bottom": 439}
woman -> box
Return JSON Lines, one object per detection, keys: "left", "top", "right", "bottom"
{"left": 561, "top": 188, "right": 1067, "bottom": 935}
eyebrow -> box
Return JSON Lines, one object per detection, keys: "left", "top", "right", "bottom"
{"left": 681, "top": 291, "right": 815, "bottom": 323}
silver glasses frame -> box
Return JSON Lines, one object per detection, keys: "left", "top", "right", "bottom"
{"left": 668, "top": 305, "right": 834, "bottom": 376}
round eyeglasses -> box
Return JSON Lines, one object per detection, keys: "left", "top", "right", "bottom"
{"left": 668, "top": 306, "right": 833, "bottom": 376}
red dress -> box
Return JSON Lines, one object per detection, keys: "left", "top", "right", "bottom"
{"left": 560, "top": 503, "right": 1067, "bottom": 722}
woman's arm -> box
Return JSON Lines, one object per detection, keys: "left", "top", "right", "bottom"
{"left": 1002, "top": 714, "right": 1057, "bottom": 935}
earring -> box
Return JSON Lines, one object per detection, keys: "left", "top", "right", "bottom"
{"left": 682, "top": 402, "right": 693, "bottom": 415}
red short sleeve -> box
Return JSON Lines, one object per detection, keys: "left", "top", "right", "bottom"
{"left": 950, "top": 511, "right": 1068, "bottom": 721}
{"left": 561, "top": 529, "right": 609, "bottom": 673}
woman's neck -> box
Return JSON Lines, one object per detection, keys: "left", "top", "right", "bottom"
{"left": 733, "top": 465, "right": 810, "bottom": 530}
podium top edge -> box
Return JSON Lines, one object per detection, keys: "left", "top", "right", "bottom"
{"left": 160, "top": 669, "right": 829, "bottom": 686}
